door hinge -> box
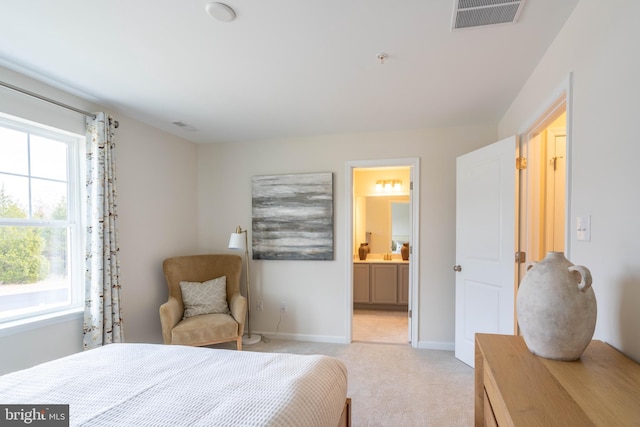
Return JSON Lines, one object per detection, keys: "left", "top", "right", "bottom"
{"left": 515, "top": 251, "right": 526, "bottom": 264}
{"left": 516, "top": 157, "right": 527, "bottom": 170}
{"left": 410, "top": 181, "right": 413, "bottom": 190}
{"left": 408, "top": 309, "right": 412, "bottom": 318}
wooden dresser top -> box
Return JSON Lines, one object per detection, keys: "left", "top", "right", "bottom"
{"left": 475, "top": 333, "right": 640, "bottom": 426}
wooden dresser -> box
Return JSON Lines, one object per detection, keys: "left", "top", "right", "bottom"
{"left": 475, "top": 333, "right": 640, "bottom": 426}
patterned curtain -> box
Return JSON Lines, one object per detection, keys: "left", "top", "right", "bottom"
{"left": 83, "top": 112, "right": 124, "bottom": 350}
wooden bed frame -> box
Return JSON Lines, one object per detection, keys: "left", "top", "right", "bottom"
{"left": 339, "top": 398, "right": 352, "bottom": 427}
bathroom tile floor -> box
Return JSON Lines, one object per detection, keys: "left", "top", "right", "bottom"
{"left": 352, "top": 309, "right": 409, "bottom": 344}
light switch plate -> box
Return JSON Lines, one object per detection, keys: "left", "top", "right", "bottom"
{"left": 576, "top": 215, "right": 591, "bottom": 241}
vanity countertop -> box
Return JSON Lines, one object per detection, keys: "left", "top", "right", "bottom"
{"left": 354, "top": 259, "right": 409, "bottom": 264}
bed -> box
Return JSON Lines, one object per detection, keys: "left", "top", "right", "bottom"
{"left": 0, "top": 343, "right": 350, "bottom": 426}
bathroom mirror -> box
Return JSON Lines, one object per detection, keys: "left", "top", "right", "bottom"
{"left": 358, "top": 195, "right": 409, "bottom": 254}
{"left": 391, "top": 201, "right": 410, "bottom": 252}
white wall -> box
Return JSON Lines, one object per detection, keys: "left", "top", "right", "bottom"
{"left": 116, "top": 115, "right": 199, "bottom": 344}
{"left": 197, "top": 126, "right": 497, "bottom": 347}
{"left": 0, "top": 65, "right": 199, "bottom": 373}
{"left": 499, "top": 0, "right": 640, "bottom": 361}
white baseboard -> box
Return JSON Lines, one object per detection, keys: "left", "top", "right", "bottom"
{"left": 257, "top": 330, "right": 349, "bottom": 344}
{"left": 416, "top": 340, "right": 455, "bottom": 351}
{"left": 255, "top": 330, "right": 454, "bottom": 350}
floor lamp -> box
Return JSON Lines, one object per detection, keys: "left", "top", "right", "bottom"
{"left": 228, "top": 226, "right": 261, "bottom": 345}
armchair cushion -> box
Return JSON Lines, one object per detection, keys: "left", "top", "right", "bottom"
{"left": 171, "top": 313, "right": 240, "bottom": 346}
{"left": 180, "top": 276, "right": 230, "bottom": 319}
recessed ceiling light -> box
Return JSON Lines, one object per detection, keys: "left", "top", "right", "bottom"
{"left": 205, "top": 2, "right": 236, "bottom": 22}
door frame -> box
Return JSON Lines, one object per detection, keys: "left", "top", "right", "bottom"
{"left": 345, "top": 157, "right": 420, "bottom": 347}
{"left": 517, "top": 73, "right": 573, "bottom": 281}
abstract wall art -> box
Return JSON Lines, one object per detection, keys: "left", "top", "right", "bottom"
{"left": 252, "top": 172, "right": 334, "bottom": 260}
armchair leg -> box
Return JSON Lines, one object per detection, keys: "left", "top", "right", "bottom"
{"left": 237, "top": 336, "right": 242, "bottom": 351}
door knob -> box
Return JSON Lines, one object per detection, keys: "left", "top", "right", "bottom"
{"left": 453, "top": 265, "right": 462, "bottom": 272}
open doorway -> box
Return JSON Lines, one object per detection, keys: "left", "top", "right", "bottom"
{"left": 346, "top": 158, "right": 419, "bottom": 346}
{"left": 518, "top": 95, "right": 568, "bottom": 283}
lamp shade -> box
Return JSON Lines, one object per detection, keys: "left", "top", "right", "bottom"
{"left": 228, "top": 233, "right": 244, "bottom": 250}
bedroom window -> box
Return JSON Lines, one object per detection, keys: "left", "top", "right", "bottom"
{"left": 0, "top": 114, "right": 84, "bottom": 326}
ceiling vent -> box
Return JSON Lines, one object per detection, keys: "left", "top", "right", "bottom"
{"left": 452, "top": 0, "right": 526, "bottom": 30}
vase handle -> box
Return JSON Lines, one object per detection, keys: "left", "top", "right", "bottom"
{"left": 569, "top": 265, "right": 592, "bottom": 291}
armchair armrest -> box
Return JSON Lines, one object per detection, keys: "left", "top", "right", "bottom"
{"left": 229, "top": 292, "right": 247, "bottom": 336}
{"left": 159, "top": 297, "right": 183, "bottom": 344}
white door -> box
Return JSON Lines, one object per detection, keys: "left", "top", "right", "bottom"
{"left": 455, "top": 136, "right": 517, "bottom": 367}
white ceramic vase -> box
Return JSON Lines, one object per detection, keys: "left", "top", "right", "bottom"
{"left": 516, "top": 251, "right": 597, "bottom": 361}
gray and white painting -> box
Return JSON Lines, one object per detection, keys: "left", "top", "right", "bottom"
{"left": 252, "top": 172, "right": 334, "bottom": 260}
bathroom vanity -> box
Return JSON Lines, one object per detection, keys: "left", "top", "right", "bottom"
{"left": 353, "top": 261, "right": 409, "bottom": 310}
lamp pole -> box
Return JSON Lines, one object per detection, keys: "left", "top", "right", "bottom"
{"left": 237, "top": 226, "right": 253, "bottom": 339}
{"left": 229, "top": 226, "right": 260, "bottom": 344}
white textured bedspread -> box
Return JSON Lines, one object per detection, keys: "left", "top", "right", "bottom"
{"left": 0, "top": 343, "right": 348, "bottom": 426}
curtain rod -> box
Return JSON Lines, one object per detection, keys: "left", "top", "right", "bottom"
{"left": 0, "top": 80, "right": 119, "bottom": 128}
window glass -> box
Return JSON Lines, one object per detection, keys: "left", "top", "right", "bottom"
{"left": 0, "top": 173, "right": 29, "bottom": 217}
{"left": 0, "top": 114, "right": 83, "bottom": 324}
{"left": 30, "top": 135, "right": 68, "bottom": 181}
{"left": 31, "top": 178, "right": 68, "bottom": 220}
{"left": 0, "top": 127, "right": 28, "bottom": 175}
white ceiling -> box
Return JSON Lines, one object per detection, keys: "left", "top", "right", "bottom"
{"left": 0, "top": 0, "right": 579, "bottom": 144}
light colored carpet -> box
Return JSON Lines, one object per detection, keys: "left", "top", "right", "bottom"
{"left": 208, "top": 336, "right": 474, "bottom": 426}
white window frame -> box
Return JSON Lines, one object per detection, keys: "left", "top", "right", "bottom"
{"left": 0, "top": 113, "right": 84, "bottom": 334}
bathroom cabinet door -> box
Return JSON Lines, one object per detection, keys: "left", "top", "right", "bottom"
{"left": 371, "top": 264, "right": 398, "bottom": 304}
{"left": 353, "top": 264, "right": 370, "bottom": 303}
{"left": 397, "top": 264, "right": 409, "bottom": 304}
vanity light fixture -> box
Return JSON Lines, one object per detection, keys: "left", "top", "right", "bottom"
{"left": 375, "top": 179, "right": 403, "bottom": 192}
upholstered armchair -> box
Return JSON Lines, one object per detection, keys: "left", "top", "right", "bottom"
{"left": 160, "top": 254, "right": 247, "bottom": 350}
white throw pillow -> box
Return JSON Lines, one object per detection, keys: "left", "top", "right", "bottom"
{"left": 180, "top": 276, "right": 230, "bottom": 319}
